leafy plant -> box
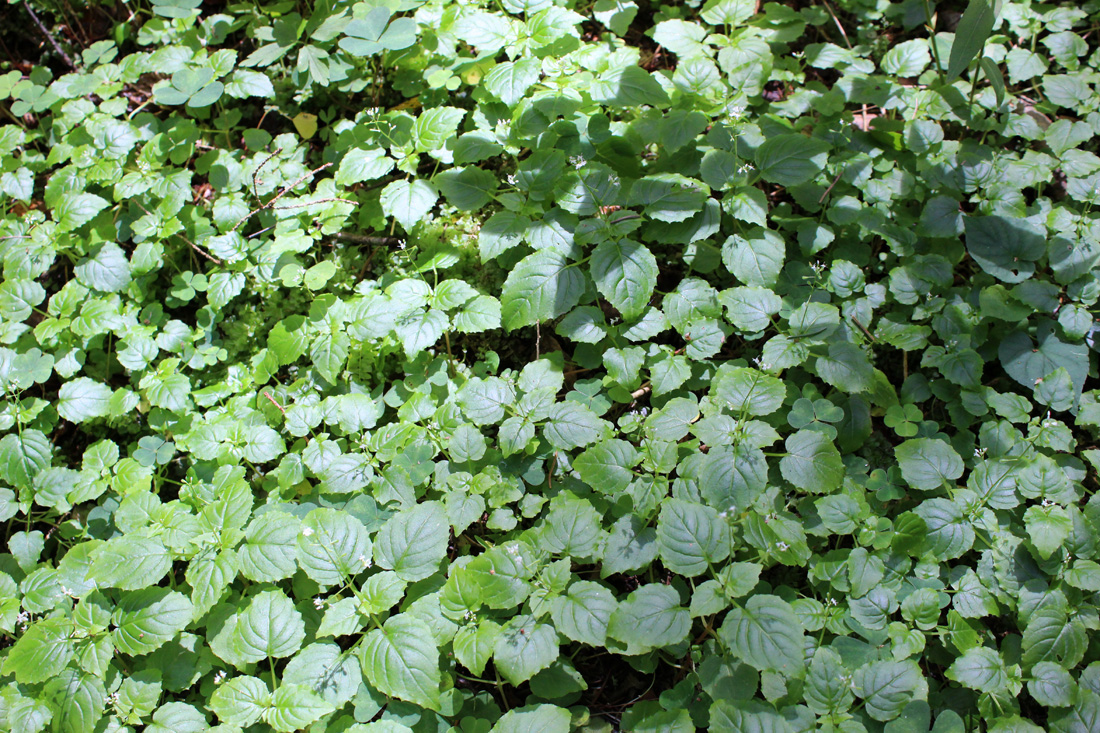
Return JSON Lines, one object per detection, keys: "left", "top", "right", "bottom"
{"left": 3, "top": 0, "right": 1100, "bottom": 731}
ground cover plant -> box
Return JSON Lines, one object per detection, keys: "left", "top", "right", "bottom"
{"left": 2, "top": 0, "right": 1100, "bottom": 730}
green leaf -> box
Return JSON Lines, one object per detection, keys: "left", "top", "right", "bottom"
{"left": 283, "top": 642, "right": 365, "bottom": 707}
{"left": 999, "top": 320, "right": 1088, "bottom": 405}
{"left": 719, "top": 595, "right": 804, "bottom": 674}
{"left": 360, "top": 614, "right": 441, "bottom": 711}
{"left": 1022, "top": 606, "right": 1087, "bottom": 669}
{"left": 607, "top": 584, "right": 690, "bottom": 655}
{"left": 0, "top": 429, "right": 51, "bottom": 487}
{"left": 698, "top": 445, "right": 768, "bottom": 513}
{"left": 454, "top": 620, "right": 501, "bottom": 677}
{"left": 980, "top": 56, "right": 1006, "bottom": 107}
{"left": 494, "top": 615, "right": 559, "bottom": 685}
{"left": 540, "top": 498, "right": 604, "bottom": 558}
{"left": 722, "top": 228, "right": 785, "bottom": 287}
{"left": 311, "top": 331, "right": 349, "bottom": 385}
{"left": 700, "top": 0, "right": 756, "bottom": 26}
{"left": 373, "top": 501, "right": 448, "bottom": 581}
{"left": 41, "top": 670, "right": 105, "bottom": 733}
{"left": 895, "top": 438, "right": 965, "bottom": 491}
{"left": 946, "top": 0, "right": 996, "bottom": 80}
{"left": 229, "top": 590, "right": 305, "bottom": 664}
{"left": 454, "top": 295, "right": 502, "bottom": 333}
{"left": 297, "top": 508, "right": 372, "bottom": 586}
{"left": 483, "top": 59, "right": 541, "bottom": 105}
{"left": 1027, "top": 661, "right": 1077, "bottom": 707}
{"left": 57, "top": 377, "right": 112, "bottom": 423}
{"left": 413, "top": 107, "right": 466, "bottom": 152}
{"left": 3, "top": 617, "right": 74, "bottom": 684}
{"left": 458, "top": 376, "right": 516, "bottom": 425}
{"left": 714, "top": 367, "right": 786, "bottom": 416}
{"left": 815, "top": 342, "right": 873, "bottom": 394}
{"left": 113, "top": 588, "right": 194, "bottom": 655}
{"left": 501, "top": 249, "right": 585, "bottom": 329}
{"left": 805, "top": 647, "right": 854, "bottom": 715}
{"left": 946, "top": 646, "right": 1011, "bottom": 695}
{"left": 1049, "top": 690, "right": 1100, "bottom": 733}
{"left": 479, "top": 211, "right": 529, "bottom": 261}
{"left": 550, "top": 581, "right": 617, "bottom": 646}
{"left": 263, "top": 684, "right": 336, "bottom": 733}
{"left": 964, "top": 215, "right": 1046, "bottom": 283}
{"left": 710, "top": 699, "right": 789, "bottom": 733}
{"left": 590, "top": 239, "right": 658, "bottom": 319}
{"left": 210, "top": 676, "right": 269, "bottom": 727}
{"left": 594, "top": 0, "right": 638, "bottom": 35}
{"left": 719, "top": 286, "right": 781, "bottom": 333}
{"left": 435, "top": 166, "right": 497, "bottom": 210}
{"left": 0, "top": 279, "right": 46, "bottom": 323}
{"left": 913, "top": 498, "right": 974, "bottom": 559}
{"left": 657, "top": 498, "right": 731, "bottom": 576}
{"left": 1024, "top": 504, "right": 1072, "bottom": 559}
{"left": 573, "top": 439, "right": 640, "bottom": 495}
{"left": 631, "top": 175, "right": 708, "bottom": 222}
{"left": 239, "top": 511, "right": 300, "bottom": 582}
{"left": 590, "top": 65, "right": 670, "bottom": 107}
{"left": 336, "top": 148, "right": 394, "bottom": 185}
{"left": 56, "top": 193, "right": 108, "bottom": 231}
{"left": 755, "top": 134, "right": 831, "bottom": 186}
{"left": 543, "top": 401, "right": 608, "bottom": 450}
{"left": 75, "top": 242, "right": 131, "bottom": 292}
{"left": 489, "top": 704, "right": 571, "bottom": 733}
{"left": 780, "top": 430, "right": 844, "bottom": 493}
{"left": 602, "top": 515, "right": 658, "bottom": 577}
{"left": 882, "top": 39, "right": 931, "bottom": 77}
{"left": 90, "top": 534, "right": 171, "bottom": 590}
{"left": 394, "top": 308, "right": 447, "bottom": 357}
{"left": 854, "top": 660, "right": 922, "bottom": 722}
{"left": 380, "top": 179, "right": 438, "bottom": 232}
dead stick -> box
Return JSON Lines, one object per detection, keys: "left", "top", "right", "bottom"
{"left": 850, "top": 315, "right": 875, "bottom": 342}
{"left": 818, "top": 170, "right": 844, "bottom": 204}
{"left": 23, "top": 0, "right": 77, "bottom": 70}
{"left": 330, "top": 232, "right": 404, "bottom": 246}
{"left": 275, "top": 197, "right": 357, "bottom": 210}
{"left": 232, "top": 161, "right": 333, "bottom": 233}
{"left": 252, "top": 147, "right": 283, "bottom": 201}
{"left": 132, "top": 201, "right": 221, "bottom": 264}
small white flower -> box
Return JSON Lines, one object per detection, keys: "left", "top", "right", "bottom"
{"left": 214, "top": 670, "right": 227, "bottom": 684}
{"left": 569, "top": 155, "right": 586, "bottom": 169}
{"left": 506, "top": 174, "right": 517, "bottom": 185}
{"left": 737, "top": 162, "right": 755, "bottom": 173}
{"left": 776, "top": 541, "right": 789, "bottom": 551}
{"left": 60, "top": 586, "right": 76, "bottom": 598}
{"left": 107, "top": 692, "right": 120, "bottom": 705}
{"left": 313, "top": 598, "right": 325, "bottom": 610}
{"left": 358, "top": 554, "right": 371, "bottom": 568}
{"left": 974, "top": 447, "right": 987, "bottom": 458}
{"left": 1042, "top": 498, "right": 1054, "bottom": 507}
{"left": 301, "top": 526, "right": 314, "bottom": 537}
